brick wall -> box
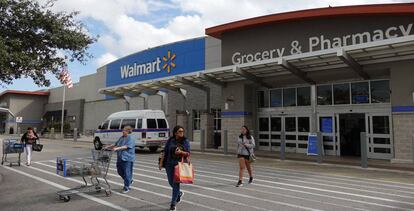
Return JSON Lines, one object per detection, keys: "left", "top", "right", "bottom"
{"left": 392, "top": 113, "right": 414, "bottom": 162}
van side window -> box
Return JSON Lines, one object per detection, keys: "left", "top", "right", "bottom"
{"left": 110, "top": 119, "right": 121, "bottom": 130}
{"left": 157, "top": 119, "right": 167, "bottom": 128}
{"left": 121, "top": 119, "right": 136, "bottom": 129}
{"left": 137, "top": 119, "right": 142, "bottom": 129}
{"left": 147, "top": 119, "right": 157, "bottom": 129}
{"left": 101, "top": 120, "right": 109, "bottom": 130}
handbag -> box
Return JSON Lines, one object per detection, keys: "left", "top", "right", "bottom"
{"left": 173, "top": 157, "right": 194, "bottom": 184}
{"left": 243, "top": 139, "right": 256, "bottom": 163}
{"left": 32, "top": 139, "right": 43, "bottom": 152}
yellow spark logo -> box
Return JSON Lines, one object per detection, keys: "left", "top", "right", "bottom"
{"left": 162, "top": 50, "right": 176, "bottom": 73}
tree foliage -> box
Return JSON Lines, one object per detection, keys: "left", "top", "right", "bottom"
{"left": 0, "top": 0, "right": 96, "bottom": 86}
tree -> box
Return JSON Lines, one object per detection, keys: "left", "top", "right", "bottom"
{"left": 0, "top": 0, "right": 96, "bottom": 86}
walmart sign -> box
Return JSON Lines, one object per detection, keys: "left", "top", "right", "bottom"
{"left": 106, "top": 38, "right": 205, "bottom": 87}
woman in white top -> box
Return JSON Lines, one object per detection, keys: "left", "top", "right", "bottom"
{"left": 236, "top": 125, "right": 255, "bottom": 187}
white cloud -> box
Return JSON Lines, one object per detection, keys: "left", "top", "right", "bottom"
{"left": 40, "top": 0, "right": 414, "bottom": 67}
{"left": 96, "top": 53, "right": 118, "bottom": 67}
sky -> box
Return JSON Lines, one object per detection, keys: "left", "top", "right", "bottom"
{"left": 1, "top": 0, "right": 411, "bottom": 92}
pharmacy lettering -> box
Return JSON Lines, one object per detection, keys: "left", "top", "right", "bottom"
{"left": 232, "top": 23, "right": 413, "bottom": 65}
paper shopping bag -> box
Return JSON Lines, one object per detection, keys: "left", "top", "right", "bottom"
{"left": 173, "top": 157, "right": 194, "bottom": 184}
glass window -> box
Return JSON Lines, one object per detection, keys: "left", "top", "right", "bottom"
{"left": 371, "top": 80, "right": 390, "bottom": 103}
{"left": 147, "top": 119, "right": 157, "bottom": 129}
{"left": 269, "top": 89, "right": 282, "bottom": 107}
{"left": 283, "top": 88, "right": 296, "bottom": 107}
{"left": 317, "top": 85, "right": 332, "bottom": 105}
{"left": 109, "top": 119, "right": 121, "bottom": 130}
{"left": 157, "top": 119, "right": 167, "bottom": 128}
{"left": 297, "top": 87, "right": 311, "bottom": 106}
{"left": 271, "top": 117, "right": 281, "bottom": 131}
{"left": 137, "top": 119, "right": 142, "bottom": 129}
{"left": 258, "top": 90, "right": 269, "bottom": 108}
{"left": 259, "top": 118, "right": 269, "bottom": 132}
{"left": 285, "top": 117, "right": 296, "bottom": 132}
{"left": 298, "top": 117, "right": 310, "bottom": 132}
{"left": 373, "top": 116, "right": 389, "bottom": 134}
{"left": 121, "top": 119, "right": 136, "bottom": 129}
{"left": 351, "top": 82, "right": 369, "bottom": 104}
{"left": 101, "top": 120, "right": 109, "bottom": 130}
{"left": 334, "top": 83, "right": 350, "bottom": 104}
{"left": 193, "top": 110, "right": 201, "bottom": 130}
{"left": 212, "top": 109, "right": 221, "bottom": 131}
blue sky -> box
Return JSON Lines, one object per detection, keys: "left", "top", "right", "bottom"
{"left": 1, "top": 0, "right": 410, "bottom": 93}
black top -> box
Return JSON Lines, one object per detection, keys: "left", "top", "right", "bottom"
{"left": 21, "top": 132, "right": 39, "bottom": 144}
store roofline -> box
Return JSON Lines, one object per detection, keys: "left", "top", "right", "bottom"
{"left": 99, "top": 35, "right": 414, "bottom": 97}
{"left": 206, "top": 3, "right": 414, "bottom": 39}
{"left": 0, "top": 90, "right": 49, "bottom": 98}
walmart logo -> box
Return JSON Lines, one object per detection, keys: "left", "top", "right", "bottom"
{"left": 162, "top": 50, "right": 176, "bottom": 73}
{"left": 120, "top": 50, "right": 177, "bottom": 79}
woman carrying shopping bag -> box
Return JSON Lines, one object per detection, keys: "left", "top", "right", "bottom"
{"left": 236, "top": 125, "right": 255, "bottom": 187}
{"left": 160, "top": 125, "right": 190, "bottom": 211}
{"left": 20, "top": 127, "right": 39, "bottom": 166}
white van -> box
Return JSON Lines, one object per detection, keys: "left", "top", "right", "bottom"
{"left": 93, "top": 110, "right": 169, "bottom": 152}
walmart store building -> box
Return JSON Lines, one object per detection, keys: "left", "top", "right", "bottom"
{"left": 2, "top": 4, "right": 414, "bottom": 163}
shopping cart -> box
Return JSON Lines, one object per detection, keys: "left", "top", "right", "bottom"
{"left": 1, "top": 139, "right": 24, "bottom": 167}
{"left": 56, "top": 149, "right": 113, "bottom": 202}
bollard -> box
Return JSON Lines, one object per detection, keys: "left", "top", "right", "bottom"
{"left": 412, "top": 134, "right": 414, "bottom": 164}
{"left": 317, "top": 132, "right": 323, "bottom": 164}
{"left": 360, "top": 132, "right": 368, "bottom": 168}
{"left": 74, "top": 128, "right": 78, "bottom": 142}
{"left": 223, "top": 130, "right": 228, "bottom": 155}
{"left": 200, "top": 129, "right": 205, "bottom": 152}
{"left": 51, "top": 128, "right": 55, "bottom": 139}
{"left": 280, "top": 130, "right": 286, "bottom": 161}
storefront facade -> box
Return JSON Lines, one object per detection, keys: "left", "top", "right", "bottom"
{"left": 3, "top": 3, "right": 414, "bottom": 162}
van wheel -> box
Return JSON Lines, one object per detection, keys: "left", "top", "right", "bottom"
{"left": 94, "top": 138, "right": 102, "bottom": 150}
{"left": 149, "top": 146, "right": 158, "bottom": 152}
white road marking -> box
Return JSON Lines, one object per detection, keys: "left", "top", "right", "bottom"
{"left": 1, "top": 165, "right": 129, "bottom": 211}
{"left": 134, "top": 159, "right": 414, "bottom": 211}
{"left": 35, "top": 162, "right": 224, "bottom": 211}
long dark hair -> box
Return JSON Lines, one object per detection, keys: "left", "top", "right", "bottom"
{"left": 239, "top": 125, "right": 252, "bottom": 139}
{"left": 172, "top": 125, "right": 186, "bottom": 140}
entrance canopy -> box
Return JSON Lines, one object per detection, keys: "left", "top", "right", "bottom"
{"left": 99, "top": 35, "right": 414, "bottom": 96}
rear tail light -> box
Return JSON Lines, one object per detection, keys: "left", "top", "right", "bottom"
{"left": 142, "top": 132, "right": 146, "bottom": 139}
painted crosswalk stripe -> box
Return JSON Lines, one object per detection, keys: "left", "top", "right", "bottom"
{"left": 35, "top": 161, "right": 225, "bottom": 211}
{"left": 1, "top": 165, "right": 129, "bottom": 211}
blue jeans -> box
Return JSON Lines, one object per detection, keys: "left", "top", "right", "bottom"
{"left": 116, "top": 161, "right": 133, "bottom": 189}
{"left": 165, "top": 164, "right": 180, "bottom": 206}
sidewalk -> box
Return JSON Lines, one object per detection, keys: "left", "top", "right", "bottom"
{"left": 197, "top": 147, "right": 414, "bottom": 172}
{"left": 4, "top": 134, "right": 413, "bottom": 172}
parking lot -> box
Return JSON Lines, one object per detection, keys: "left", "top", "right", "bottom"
{"left": 1, "top": 137, "right": 414, "bottom": 211}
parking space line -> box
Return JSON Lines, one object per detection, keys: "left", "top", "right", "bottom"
{"left": 35, "top": 161, "right": 225, "bottom": 211}
{"left": 0, "top": 165, "right": 129, "bottom": 211}
{"left": 184, "top": 156, "right": 414, "bottom": 189}
{"left": 133, "top": 159, "right": 414, "bottom": 211}
{"left": 76, "top": 159, "right": 324, "bottom": 211}
{"left": 161, "top": 157, "right": 414, "bottom": 199}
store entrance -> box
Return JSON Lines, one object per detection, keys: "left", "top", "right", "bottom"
{"left": 339, "top": 113, "right": 365, "bottom": 157}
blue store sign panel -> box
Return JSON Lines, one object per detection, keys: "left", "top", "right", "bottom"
{"left": 307, "top": 133, "right": 318, "bottom": 156}
{"left": 106, "top": 38, "right": 205, "bottom": 87}
{"left": 321, "top": 117, "right": 333, "bottom": 133}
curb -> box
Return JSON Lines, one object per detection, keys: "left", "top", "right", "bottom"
{"left": 191, "top": 149, "right": 414, "bottom": 174}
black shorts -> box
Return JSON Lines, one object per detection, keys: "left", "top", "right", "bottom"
{"left": 237, "top": 154, "right": 249, "bottom": 160}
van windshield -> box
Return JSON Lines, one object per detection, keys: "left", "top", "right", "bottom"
{"left": 101, "top": 120, "right": 109, "bottom": 130}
